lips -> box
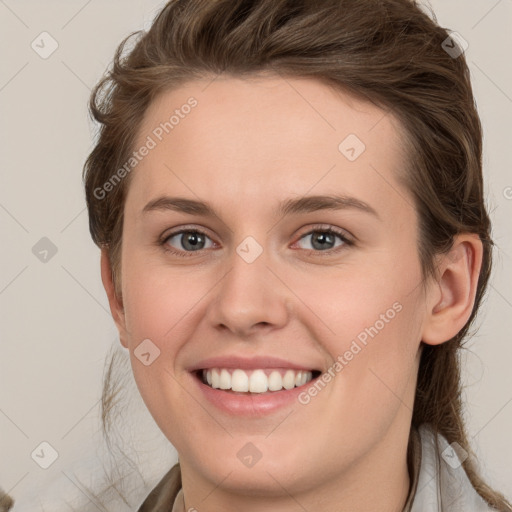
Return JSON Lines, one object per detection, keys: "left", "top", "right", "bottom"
{"left": 188, "top": 355, "right": 322, "bottom": 400}
{"left": 191, "top": 363, "right": 323, "bottom": 415}
{"left": 188, "top": 355, "right": 322, "bottom": 373}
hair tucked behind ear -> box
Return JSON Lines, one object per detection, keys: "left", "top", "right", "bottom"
{"left": 82, "top": 0, "right": 511, "bottom": 509}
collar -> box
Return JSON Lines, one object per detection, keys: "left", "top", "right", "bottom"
{"left": 409, "top": 424, "right": 495, "bottom": 511}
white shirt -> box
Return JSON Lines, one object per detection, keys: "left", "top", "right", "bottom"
{"left": 409, "top": 424, "right": 495, "bottom": 511}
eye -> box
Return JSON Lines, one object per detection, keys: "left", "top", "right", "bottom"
{"left": 161, "top": 228, "right": 215, "bottom": 257}
{"left": 159, "top": 224, "right": 353, "bottom": 258}
{"left": 293, "top": 225, "right": 353, "bottom": 254}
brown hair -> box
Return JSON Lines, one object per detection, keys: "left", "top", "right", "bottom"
{"left": 83, "top": 0, "right": 511, "bottom": 509}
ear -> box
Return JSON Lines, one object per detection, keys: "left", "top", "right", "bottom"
{"left": 100, "top": 248, "right": 129, "bottom": 348}
{"left": 421, "top": 233, "right": 483, "bottom": 346}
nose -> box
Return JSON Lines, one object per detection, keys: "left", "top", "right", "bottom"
{"left": 205, "top": 244, "right": 291, "bottom": 339}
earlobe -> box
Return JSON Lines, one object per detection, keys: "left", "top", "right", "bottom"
{"left": 100, "top": 248, "right": 129, "bottom": 348}
{"left": 421, "top": 234, "right": 483, "bottom": 346}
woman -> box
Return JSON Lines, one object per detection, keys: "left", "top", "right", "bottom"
{"left": 80, "top": 0, "right": 511, "bottom": 510}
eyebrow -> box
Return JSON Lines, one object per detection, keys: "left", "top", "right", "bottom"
{"left": 142, "top": 194, "right": 380, "bottom": 220}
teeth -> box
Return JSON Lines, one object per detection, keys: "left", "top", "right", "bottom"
{"left": 211, "top": 368, "right": 220, "bottom": 389}
{"left": 249, "top": 369, "right": 268, "bottom": 393}
{"left": 268, "top": 370, "right": 282, "bottom": 391}
{"left": 202, "top": 368, "right": 314, "bottom": 393}
{"left": 219, "top": 369, "right": 231, "bottom": 389}
{"left": 231, "top": 369, "right": 249, "bottom": 392}
{"left": 282, "top": 369, "right": 296, "bottom": 390}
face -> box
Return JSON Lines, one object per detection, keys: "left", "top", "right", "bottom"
{"left": 114, "top": 75, "right": 429, "bottom": 497}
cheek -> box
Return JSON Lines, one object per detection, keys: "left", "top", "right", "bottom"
{"left": 129, "top": 355, "right": 188, "bottom": 449}
{"left": 121, "top": 265, "right": 195, "bottom": 440}
{"left": 312, "top": 250, "right": 424, "bottom": 411}
{"left": 121, "top": 256, "right": 196, "bottom": 345}
{"left": 309, "top": 256, "right": 421, "bottom": 349}
{"left": 328, "top": 292, "right": 423, "bottom": 435}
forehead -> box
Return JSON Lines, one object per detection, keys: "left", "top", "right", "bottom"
{"left": 137, "top": 74, "right": 405, "bottom": 150}
{"left": 128, "top": 74, "right": 413, "bottom": 224}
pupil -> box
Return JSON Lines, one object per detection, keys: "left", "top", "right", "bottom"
{"left": 184, "top": 233, "right": 203, "bottom": 250}
{"left": 313, "top": 232, "right": 333, "bottom": 250}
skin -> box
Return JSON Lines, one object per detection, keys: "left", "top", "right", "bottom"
{"left": 101, "top": 74, "right": 483, "bottom": 512}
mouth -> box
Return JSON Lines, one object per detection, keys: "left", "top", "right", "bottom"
{"left": 193, "top": 368, "right": 322, "bottom": 394}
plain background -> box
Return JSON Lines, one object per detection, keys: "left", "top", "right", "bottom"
{"left": 1, "top": 0, "right": 511, "bottom": 510}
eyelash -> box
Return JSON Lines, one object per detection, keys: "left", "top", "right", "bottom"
{"left": 158, "top": 224, "right": 354, "bottom": 258}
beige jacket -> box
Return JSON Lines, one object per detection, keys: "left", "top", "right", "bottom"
{"left": 137, "top": 424, "right": 497, "bottom": 512}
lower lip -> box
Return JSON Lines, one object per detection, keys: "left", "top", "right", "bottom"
{"left": 192, "top": 372, "right": 318, "bottom": 416}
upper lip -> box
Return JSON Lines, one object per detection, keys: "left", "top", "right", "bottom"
{"left": 188, "top": 355, "right": 321, "bottom": 372}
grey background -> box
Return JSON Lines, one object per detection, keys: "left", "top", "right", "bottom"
{"left": 0, "top": 0, "right": 511, "bottom": 510}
